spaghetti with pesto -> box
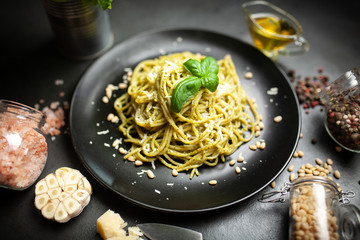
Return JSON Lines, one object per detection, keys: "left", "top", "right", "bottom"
{"left": 114, "top": 52, "right": 261, "bottom": 179}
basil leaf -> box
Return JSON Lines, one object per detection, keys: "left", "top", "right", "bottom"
{"left": 201, "top": 56, "right": 219, "bottom": 75}
{"left": 183, "top": 59, "right": 203, "bottom": 77}
{"left": 81, "top": 0, "right": 112, "bottom": 10}
{"left": 170, "top": 77, "right": 202, "bottom": 113}
{"left": 201, "top": 73, "right": 219, "bottom": 92}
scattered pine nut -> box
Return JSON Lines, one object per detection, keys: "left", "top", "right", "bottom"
{"left": 273, "top": 115, "right": 282, "bottom": 123}
{"left": 235, "top": 166, "right": 241, "bottom": 174}
{"left": 335, "top": 146, "right": 342, "bottom": 152}
{"left": 258, "top": 122, "right": 264, "bottom": 130}
{"left": 237, "top": 155, "right": 244, "bottom": 162}
{"left": 111, "top": 116, "right": 119, "bottom": 123}
{"left": 315, "top": 158, "right": 323, "bottom": 165}
{"left": 293, "top": 151, "right": 299, "bottom": 158}
{"left": 112, "top": 139, "right": 121, "bottom": 148}
{"left": 118, "top": 83, "right": 128, "bottom": 89}
{"left": 209, "top": 180, "right": 217, "bottom": 186}
{"left": 147, "top": 170, "right": 155, "bottom": 179}
{"left": 249, "top": 145, "right": 257, "bottom": 151}
{"left": 326, "top": 158, "right": 333, "bottom": 165}
{"left": 229, "top": 160, "right": 236, "bottom": 166}
{"left": 244, "top": 71, "right": 253, "bottom": 79}
{"left": 288, "top": 165, "right": 294, "bottom": 172}
{"left": 127, "top": 156, "right": 135, "bottom": 162}
{"left": 270, "top": 181, "right": 276, "bottom": 188}
{"left": 119, "top": 147, "right": 126, "bottom": 154}
{"left": 259, "top": 142, "right": 266, "bottom": 150}
{"left": 299, "top": 133, "right": 303, "bottom": 139}
{"left": 255, "top": 141, "right": 261, "bottom": 148}
{"left": 289, "top": 173, "right": 296, "bottom": 182}
{"left": 334, "top": 170, "right": 341, "bottom": 179}
{"left": 255, "top": 131, "right": 261, "bottom": 137}
{"left": 102, "top": 96, "right": 109, "bottom": 104}
{"left": 172, "top": 169, "right": 178, "bottom": 177}
{"left": 134, "top": 160, "right": 143, "bottom": 166}
{"left": 105, "top": 88, "right": 112, "bottom": 99}
{"left": 107, "top": 113, "right": 115, "bottom": 121}
{"left": 297, "top": 150, "right": 304, "bottom": 158}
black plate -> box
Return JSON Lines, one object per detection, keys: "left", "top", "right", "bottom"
{"left": 70, "top": 28, "right": 301, "bottom": 213}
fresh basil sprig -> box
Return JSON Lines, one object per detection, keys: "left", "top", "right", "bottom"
{"left": 170, "top": 56, "right": 219, "bottom": 113}
{"left": 52, "top": 0, "right": 113, "bottom": 10}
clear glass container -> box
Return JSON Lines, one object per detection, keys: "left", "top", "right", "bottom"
{"left": 0, "top": 100, "right": 48, "bottom": 190}
{"left": 259, "top": 176, "right": 359, "bottom": 240}
{"left": 321, "top": 67, "right": 360, "bottom": 153}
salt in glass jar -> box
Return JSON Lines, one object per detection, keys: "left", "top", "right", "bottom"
{"left": 0, "top": 100, "right": 48, "bottom": 190}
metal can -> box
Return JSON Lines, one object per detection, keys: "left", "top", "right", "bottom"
{"left": 0, "top": 100, "right": 48, "bottom": 190}
{"left": 42, "top": 0, "right": 114, "bottom": 60}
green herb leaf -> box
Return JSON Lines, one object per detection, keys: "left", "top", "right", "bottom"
{"left": 170, "top": 55, "right": 220, "bottom": 112}
{"left": 201, "top": 73, "right": 219, "bottom": 92}
{"left": 201, "top": 56, "right": 219, "bottom": 75}
{"left": 183, "top": 59, "right": 203, "bottom": 77}
{"left": 170, "top": 77, "right": 202, "bottom": 113}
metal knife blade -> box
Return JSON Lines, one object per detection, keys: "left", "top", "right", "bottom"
{"left": 137, "top": 223, "right": 203, "bottom": 240}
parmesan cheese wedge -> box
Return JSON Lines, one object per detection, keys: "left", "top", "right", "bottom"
{"left": 97, "top": 209, "right": 143, "bottom": 240}
{"left": 34, "top": 167, "right": 92, "bottom": 223}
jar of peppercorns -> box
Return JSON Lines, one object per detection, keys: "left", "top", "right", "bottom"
{"left": 0, "top": 100, "right": 48, "bottom": 190}
{"left": 321, "top": 68, "right": 360, "bottom": 153}
{"left": 258, "top": 176, "right": 359, "bottom": 240}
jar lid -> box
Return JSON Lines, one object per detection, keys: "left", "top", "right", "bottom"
{"left": 337, "top": 204, "right": 360, "bottom": 240}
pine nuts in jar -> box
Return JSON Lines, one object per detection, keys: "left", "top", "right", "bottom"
{"left": 289, "top": 176, "right": 359, "bottom": 240}
{"left": 258, "top": 176, "right": 359, "bottom": 240}
{"left": 0, "top": 100, "right": 48, "bottom": 190}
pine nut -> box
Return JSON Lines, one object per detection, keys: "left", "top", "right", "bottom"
{"left": 297, "top": 150, "right": 304, "bottom": 157}
{"left": 102, "top": 96, "right": 109, "bottom": 103}
{"left": 273, "top": 115, "right": 283, "bottom": 123}
{"left": 147, "top": 170, "right": 155, "bottom": 179}
{"left": 290, "top": 173, "right": 296, "bottom": 182}
{"left": 249, "top": 145, "right": 257, "bottom": 151}
{"left": 235, "top": 166, "right": 241, "bottom": 174}
{"left": 229, "top": 160, "right": 236, "bottom": 166}
{"left": 107, "top": 113, "right": 115, "bottom": 121}
{"left": 127, "top": 156, "right": 135, "bottom": 162}
{"left": 315, "top": 158, "right": 323, "bottom": 165}
{"left": 172, "top": 169, "right": 178, "bottom": 177}
{"left": 134, "top": 160, "right": 143, "bottom": 166}
{"left": 288, "top": 165, "right": 294, "bottom": 172}
{"left": 209, "top": 180, "right": 217, "bottom": 186}
{"left": 118, "top": 83, "right": 128, "bottom": 89}
{"left": 326, "top": 158, "right": 334, "bottom": 165}
{"left": 244, "top": 71, "right": 253, "bottom": 79}
{"left": 119, "top": 147, "right": 126, "bottom": 154}
{"left": 112, "top": 139, "right": 120, "bottom": 147}
{"left": 270, "top": 181, "right": 276, "bottom": 188}
{"left": 237, "top": 155, "right": 244, "bottom": 162}
{"left": 334, "top": 170, "right": 341, "bottom": 179}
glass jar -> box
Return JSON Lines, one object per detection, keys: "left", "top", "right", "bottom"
{"left": 321, "top": 67, "right": 360, "bottom": 153}
{"left": 0, "top": 100, "right": 48, "bottom": 190}
{"left": 259, "top": 176, "right": 359, "bottom": 240}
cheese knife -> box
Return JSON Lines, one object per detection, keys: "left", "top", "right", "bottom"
{"left": 137, "top": 223, "right": 203, "bottom": 240}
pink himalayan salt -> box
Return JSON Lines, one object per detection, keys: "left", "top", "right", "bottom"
{"left": 0, "top": 111, "right": 47, "bottom": 189}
